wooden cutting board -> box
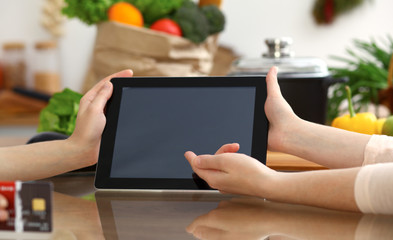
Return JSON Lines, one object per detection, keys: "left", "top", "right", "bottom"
{"left": 0, "top": 90, "right": 48, "bottom": 125}
{"left": 267, "top": 151, "right": 326, "bottom": 171}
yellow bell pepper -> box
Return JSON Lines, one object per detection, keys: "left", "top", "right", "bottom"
{"left": 331, "top": 86, "right": 378, "bottom": 135}
{"left": 375, "top": 118, "right": 387, "bottom": 134}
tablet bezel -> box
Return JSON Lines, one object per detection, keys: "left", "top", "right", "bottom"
{"left": 94, "top": 76, "right": 268, "bottom": 190}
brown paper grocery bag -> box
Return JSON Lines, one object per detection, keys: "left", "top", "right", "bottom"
{"left": 83, "top": 21, "right": 218, "bottom": 92}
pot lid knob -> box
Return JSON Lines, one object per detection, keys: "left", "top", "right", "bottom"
{"left": 263, "top": 37, "right": 294, "bottom": 58}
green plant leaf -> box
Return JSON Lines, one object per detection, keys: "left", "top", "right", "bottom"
{"left": 327, "top": 35, "right": 392, "bottom": 121}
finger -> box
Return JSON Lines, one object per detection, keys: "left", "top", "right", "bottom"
{"left": 215, "top": 143, "right": 240, "bottom": 155}
{"left": 219, "top": 190, "right": 231, "bottom": 195}
{"left": 186, "top": 213, "right": 209, "bottom": 233}
{"left": 89, "top": 69, "right": 133, "bottom": 96}
{"left": 192, "top": 226, "right": 228, "bottom": 240}
{"left": 0, "top": 194, "right": 8, "bottom": 208}
{"left": 185, "top": 152, "right": 227, "bottom": 189}
{"left": 88, "top": 82, "right": 113, "bottom": 115}
{"left": 0, "top": 210, "right": 8, "bottom": 222}
{"left": 184, "top": 151, "right": 197, "bottom": 166}
{"left": 185, "top": 151, "right": 202, "bottom": 176}
{"left": 266, "top": 66, "right": 282, "bottom": 98}
{"left": 193, "top": 155, "right": 224, "bottom": 171}
{"left": 80, "top": 69, "right": 133, "bottom": 112}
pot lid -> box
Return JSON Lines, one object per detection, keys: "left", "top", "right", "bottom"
{"left": 230, "top": 38, "right": 329, "bottom": 78}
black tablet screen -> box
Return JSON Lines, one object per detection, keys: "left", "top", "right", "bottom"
{"left": 110, "top": 86, "right": 256, "bottom": 179}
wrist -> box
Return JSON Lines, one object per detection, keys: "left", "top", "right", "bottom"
{"left": 255, "top": 168, "right": 282, "bottom": 200}
{"left": 64, "top": 137, "right": 98, "bottom": 170}
{"left": 276, "top": 115, "right": 305, "bottom": 154}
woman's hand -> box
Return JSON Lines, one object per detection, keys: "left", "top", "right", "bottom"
{"left": 67, "top": 70, "right": 133, "bottom": 167}
{"left": 187, "top": 199, "right": 273, "bottom": 240}
{"left": 0, "top": 194, "right": 8, "bottom": 221}
{"left": 264, "top": 66, "right": 370, "bottom": 168}
{"left": 186, "top": 197, "right": 364, "bottom": 240}
{"left": 185, "top": 143, "right": 276, "bottom": 197}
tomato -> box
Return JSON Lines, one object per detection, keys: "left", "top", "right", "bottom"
{"left": 150, "top": 19, "right": 182, "bottom": 37}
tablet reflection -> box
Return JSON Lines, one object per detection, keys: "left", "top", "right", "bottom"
{"left": 95, "top": 191, "right": 393, "bottom": 240}
{"left": 95, "top": 191, "right": 229, "bottom": 240}
{"left": 186, "top": 198, "right": 393, "bottom": 240}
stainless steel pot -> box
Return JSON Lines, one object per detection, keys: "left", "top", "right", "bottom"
{"left": 229, "top": 38, "right": 346, "bottom": 124}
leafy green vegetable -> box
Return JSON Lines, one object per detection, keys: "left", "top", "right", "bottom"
{"left": 128, "top": 0, "right": 184, "bottom": 25}
{"left": 62, "top": 0, "right": 184, "bottom": 26}
{"left": 123, "top": 0, "right": 152, "bottom": 13}
{"left": 62, "top": 0, "right": 226, "bottom": 43}
{"left": 327, "top": 36, "right": 393, "bottom": 121}
{"left": 37, "top": 88, "right": 83, "bottom": 136}
{"left": 62, "top": 0, "right": 115, "bottom": 25}
{"left": 173, "top": 0, "right": 209, "bottom": 44}
{"left": 200, "top": 5, "right": 225, "bottom": 35}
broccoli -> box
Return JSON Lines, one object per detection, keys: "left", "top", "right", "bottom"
{"left": 173, "top": 1, "right": 209, "bottom": 44}
{"left": 126, "top": 0, "right": 184, "bottom": 25}
{"left": 62, "top": 0, "right": 116, "bottom": 25}
{"left": 201, "top": 5, "right": 225, "bottom": 35}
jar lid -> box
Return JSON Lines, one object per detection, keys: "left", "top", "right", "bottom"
{"left": 230, "top": 38, "right": 329, "bottom": 78}
{"left": 3, "top": 42, "right": 25, "bottom": 50}
{"left": 35, "top": 41, "right": 57, "bottom": 49}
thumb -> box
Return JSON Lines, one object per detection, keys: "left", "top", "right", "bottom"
{"left": 266, "top": 66, "right": 282, "bottom": 98}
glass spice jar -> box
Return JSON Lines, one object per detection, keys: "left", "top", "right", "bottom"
{"left": 2, "top": 42, "right": 26, "bottom": 89}
{"left": 33, "top": 41, "right": 61, "bottom": 94}
{"left": 0, "top": 61, "right": 3, "bottom": 89}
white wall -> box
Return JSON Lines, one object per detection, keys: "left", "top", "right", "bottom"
{"left": 220, "top": 0, "right": 393, "bottom": 63}
{"left": 1, "top": 0, "right": 392, "bottom": 92}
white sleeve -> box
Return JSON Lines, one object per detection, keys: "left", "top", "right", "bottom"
{"left": 355, "top": 214, "right": 393, "bottom": 239}
{"left": 354, "top": 163, "right": 393, "bottom": 214}
{"left": 363, "top": 135, "right": 393, "bottom": 165}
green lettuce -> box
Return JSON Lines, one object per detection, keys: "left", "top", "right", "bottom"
{"left": 37, "top": 88, "right": 83, "bottom": 136}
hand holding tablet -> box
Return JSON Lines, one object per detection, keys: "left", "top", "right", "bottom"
{"left": 95, "top": 76, "right": 268, "bottom": 191}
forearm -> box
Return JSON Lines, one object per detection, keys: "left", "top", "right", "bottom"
{"left": 262, "top": 168, "right": 361, "bottom": 212}
{"left": 0, "top": 140, "right": 90, "bottom": 181}
{"left": 281, "top": 118, "right": 371, "bottom": 168}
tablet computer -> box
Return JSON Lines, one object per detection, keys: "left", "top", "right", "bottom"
{"left": 95, "top": 76, "right": 268, "bottom": 191}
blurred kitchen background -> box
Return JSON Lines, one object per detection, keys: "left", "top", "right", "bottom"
{"left": 0, "top": 0, "right": 393, "bottom": 138}
{"left": 0, "top": 0, "right": 392, "bottom": 91}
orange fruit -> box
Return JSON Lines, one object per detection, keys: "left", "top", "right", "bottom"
{"left": 108, "top": 2, "right": 144, "bottom": 27}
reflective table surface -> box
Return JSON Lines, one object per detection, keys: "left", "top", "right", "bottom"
{"left": 47, "top": 175, "right": 393, "bottom": 240}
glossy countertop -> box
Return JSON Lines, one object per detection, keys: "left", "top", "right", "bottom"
{"left": 46, "top": 175, "right": 393, "bottom": 240}
{"left": 0, "top": 137, "right": 391, "bottom": 239}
